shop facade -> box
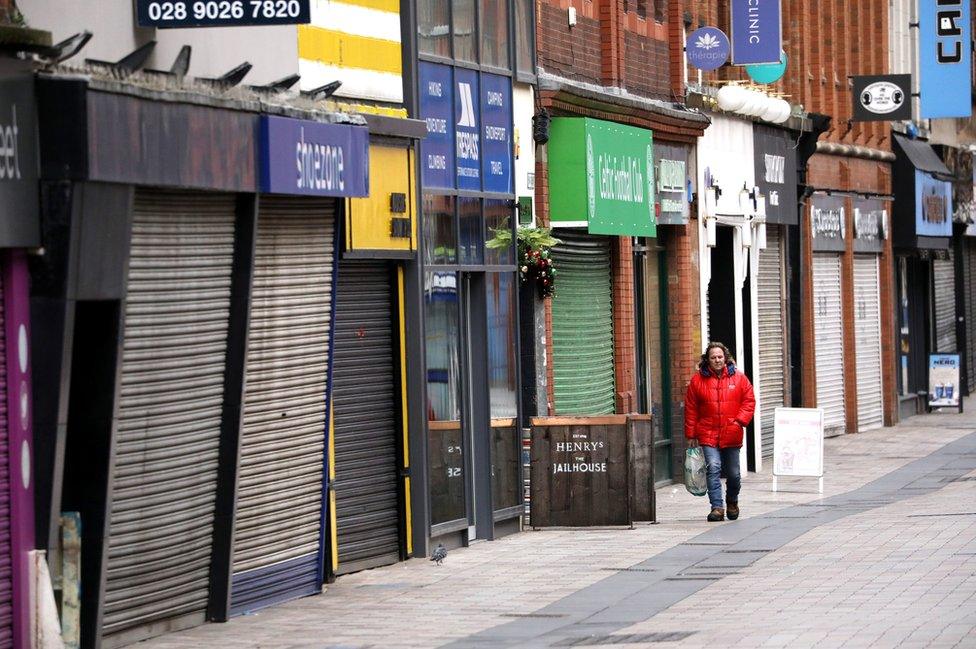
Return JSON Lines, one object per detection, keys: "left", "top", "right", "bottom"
{"left": 29, "top": 72, "right": 428, "bottom": 646}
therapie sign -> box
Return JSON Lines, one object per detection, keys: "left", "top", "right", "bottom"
{"left": 259, "top": 115, "right": 369, "bottom": 197}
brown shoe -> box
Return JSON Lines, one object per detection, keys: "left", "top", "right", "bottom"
{"left": 727, "top": 502, "right": 739, "bottom": 520}
{"left": 707, "top": 508, "right": 724, "bottom": 522}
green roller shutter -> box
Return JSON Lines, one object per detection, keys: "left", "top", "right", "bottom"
{"left": 550, "top": 232, "right": 615, "bottom": 415}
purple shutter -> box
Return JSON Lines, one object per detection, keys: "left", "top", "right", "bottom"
{"left": 0, "top": 264, "right": 11, "bottom": 648}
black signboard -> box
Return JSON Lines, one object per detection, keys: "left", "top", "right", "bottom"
{"left": 853, "top": 198, "right": 886, "bottom": 253}
{"left": 753, "top": 125, "right": 798, "bottom": 225}
{"left": 0, "top": 62, "right": 38, "bottom": 248}
{"left": 811, "top": 194, "right": 846, "bottom": 252}
{"left": 136, "top": 0, "right": 310, "bottom": 28}
{"left": 851, "top": 74, "right": 912, "bottom": 122}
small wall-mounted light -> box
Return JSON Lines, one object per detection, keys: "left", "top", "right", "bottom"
{"left": 568, "top": 7, "right": 577, "bottom": 26}
{"left": 705, "top": 215, "right": 717, "bottom": 247}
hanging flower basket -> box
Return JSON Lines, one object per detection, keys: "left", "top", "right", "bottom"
{"left": 487, "top": 225, "right": 561, "bottom": 299}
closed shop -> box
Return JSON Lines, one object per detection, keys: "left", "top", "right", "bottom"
{"left": 332, "top": 260, "right": 401, "bottom": 575}
{"left": 811, "top": 195, "right": 847, "bottom": 437}
{"left": 756, "top": 225, "right": 786, "bottom": 457}
{"left": 852, "top": 200, "right": 887, "bottom": 432}
{"left": 230, "top": 197, "right": 336, "bottom": 614}
{"left": 933, "top": 251, "right": 957, "bottom": 353}
{"left": 550, "top": 233, "right": 615, "bottom": 415}
{"left": 104, "top": 190, "right": 237, "bottom": 642}
{"left": 964, "top": 239, "right": 976, "bottom": 393}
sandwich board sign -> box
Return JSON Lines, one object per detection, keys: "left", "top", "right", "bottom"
{"left": 772, "top": 407, "right": 824, "bottom": 494}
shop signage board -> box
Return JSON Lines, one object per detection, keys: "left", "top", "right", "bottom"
{"left": 136, "top": 0, "right": 311, "bottom": 28}
{"left": 919, "top": 0, "right": 972, "bottom": 118}
{"left": 0, "top": 68, "right": 38, "bottom": 248}
{"left": 420, "top": 62, "right": 455, "bottom": 190}
{"left": 480, "top": 73, "right": 513, "bottom": 194}
{"left": 810, "top": 195, "right": 845, "bottom": 252}
{"left": 730, "top": 0, "right": 782, "bottom": 65}
{"left": 654, "top": 143, "right": 689, "bottom": 225}
{"left": 753, "top": 125, "right": 797, "bottom": 225}
{"left": 928, "top": 354, "right": 962, "bottom": 410}
{"left": 548, "top": 117, "right": 656, "bottom": 237}
{"left": 686, "top": 27, "right": 730, "bottom": 71}
{"left": 853, "top": 198, "right": 887, "bottom": 253}
{"left": 772, "top": 407, "right": 824, "bottom": 493}
{"left": 454, "top": 68, "right": 481, "bottom": 191}
{"left": 915, "top": 171, "right": 952, "bottom": 238}
{"left": 259, "top": 115, "right": 369, "bottom": 197}
{"left": 851, "top": 74, "right": 912, "bottom": 122}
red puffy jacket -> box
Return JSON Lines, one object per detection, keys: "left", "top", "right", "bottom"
{"left": 684, "top": 363, "right": 756, "bottom": 448}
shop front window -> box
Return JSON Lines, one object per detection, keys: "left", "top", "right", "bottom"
{"left": 488, "top": 272, "right": 520, "bottom": 510}
{"left": 485, "top": 199, "right": 515, "bottom": 266}
{"left": 514, "top": 0, "right": 535, "bottom": 77}
{"left": 424, "top": 194, "right": 457, "bottom": 265}
{"left": 452, "top": 0, "right": 477, "bottom": 63}
{"left": 419, "top": 0, "right": 451, "bottom": 58}
{"left": 459, "top": 197, "right": 484, "bottom": 264}
{"left": 480, "top": 0, "right": 510, "bottom": 69}
{"left": 425, "top": 272, "right": 467, "bottom": 525}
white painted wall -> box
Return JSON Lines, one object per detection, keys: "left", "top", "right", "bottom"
{"left": 513, "top": 83, "right": 536, "bottom": 224}
{"left": 20, "top": 0, "right": 299, "bottom": 85}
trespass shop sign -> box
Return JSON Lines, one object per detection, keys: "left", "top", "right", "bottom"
{"left": 851, "top": 74, "right": 912, "bottom": 122}
{"left": 548, "top": 117, "right": 656, "bottom": 237}
{"left": 137, "top": 0, "right": 310, "bottom": 28}
{"left": 919, "top": 0, "right": 972, "bottom": 118}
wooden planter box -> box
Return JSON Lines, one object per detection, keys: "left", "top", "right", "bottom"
{"left": 529, "top": 415, "right": 654, "bottom": 527}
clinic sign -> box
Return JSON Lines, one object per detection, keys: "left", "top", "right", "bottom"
{"left": 730, "top": 0, "right": 782, "bottom": 65}
{"left": 919, "top": 0, "right": 971, "bottom": 118}
{"left": 549, "top": 118, "right": 655, "bottom": 236}
{"left": 420, "top": 62, "right": 513, "bottom": 193}
{"left": 259, "top": 115, "right": 369, "bottom": 197}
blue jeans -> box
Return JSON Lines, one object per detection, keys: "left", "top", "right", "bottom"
{"left": 702, "top": 446, "right": 741, "bottom": 510}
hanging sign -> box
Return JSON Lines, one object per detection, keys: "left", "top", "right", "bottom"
{"left": 686, "top": 27, "right": 730, "bottom": 71}
{"left": 136, "top": 0, "right": 310, "bottom": 28}
{"left": 745, "top": 50, "right": 788, "bottom": 84}
{"left": 259, "top": 115, "right": 369, "bottom": 197}
{"left": 919, "top": 0, "right": 972, "bottom": 118}
{"left": 730, "top": 0, "right": 783, "bottom": 65}
{"left": 851, "top": 74, "right": 912, "bottom": 122}
{"left": 928, "top": 354, "right": 961, "bottom": 408}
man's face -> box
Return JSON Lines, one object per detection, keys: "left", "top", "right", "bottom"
{"left": 708, "top": 347, "right": 726, "bottom": 373}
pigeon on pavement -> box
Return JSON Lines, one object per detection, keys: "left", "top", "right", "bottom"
{"left": 430, "top": 543, "right": 447, "bottom": 566}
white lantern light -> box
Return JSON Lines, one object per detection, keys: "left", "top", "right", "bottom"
{"left": 772, "top": 98, "right": 792, "bottom": 124}
{"left": 717, "top": 85, "right": 747, "bottom": 112}
{"left": 761, "top": 99, "right": 781, "bottom": 122}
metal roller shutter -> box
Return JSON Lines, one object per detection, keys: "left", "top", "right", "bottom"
{"left": 965, "top": 241, "right": 976, "bottom": 393}
{"left": 332, "top": 261, "right": 400, "bottom": 575}
{"left": 550, "top": 233, "right": 615, "bottom": 415}
{"left": 103, "top": 191, "right": 236, "bottom": 642}
{"left": 231, "top": 197, "right": 335, "bottom": 614}
{"left": 757, "top": 226, "right": 786, "bottom": 458}
{"left": 933, "top": 254, "right": 957, "bottom": 353}
{"left": 0, "top": 266, "right": 10, "bottom": 648}
{"left": 813, "top": 254, "right": 846, "bottom": 437}
{"left": 854, "top": 255, "right": 884, "bottom": 432}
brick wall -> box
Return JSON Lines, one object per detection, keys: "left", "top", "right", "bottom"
{"left": 538, "top": 2, "right": 602, "bottom": 86}
{"left": 623, "top": 31, "right": 670, "bottom": 100}
{"left": 612, "top": 236, "right": 636, "bottom": 413}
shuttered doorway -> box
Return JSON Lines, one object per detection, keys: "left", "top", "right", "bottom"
{"left": 332, "top": 260, "right": 401, "bottom": 575}
{"left": 854, "top": 255, "right": 884, "bottom": 432}
{"left": 0, "top": 265, "right": 10, "bottom": 648}
{"left": 757, "top": 225, "right": 787, "bottom": 458}
{"left": 103, "top": 191, "right": 236, "bottom": 644}
{"left": 550, "top": 233, "right": 615, "bottom": 415}
{"left": 231, "top": 197, "right": 336, "bottom": 615}
{"left": 965, "top": 241, "right": 976, "bottom": 393}
{"left": 933, "top": 253, "right": 957, "bottom": 353}
{"left": 812, "top": 254, "right": 846, "bottom": 437}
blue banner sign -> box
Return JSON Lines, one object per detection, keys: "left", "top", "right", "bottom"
{"left": 919, "top": 0, "right": 972, "bottom": 118}
{"left": 730, "top": 0, "right": 782, "bottom": 65}
{"left": 915, "top": 171, "right": 952, "bottom": 238}
{"left": 480, "top": 73, "right": 513, "bottom": 194}
{"left": 686, "top": 27, "right": 730, "bottom": 71}
{"left": 420, "top": 62, "right": 455, "bottom": 190}
{"left": 259, "top": 115, "right": 369, "bottom": 197}
{"left": 454, "top": 67, "right": 481, "bottom": 191}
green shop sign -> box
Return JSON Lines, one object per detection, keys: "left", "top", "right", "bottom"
{"left": 548, "top": 118, "right": 656, "bottom": 237}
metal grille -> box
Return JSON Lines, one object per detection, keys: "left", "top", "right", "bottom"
{"left": 966, "top": 241, "right": 976, "bottom": 393}
{"left": 933, "top": 254, "right": 957, "bottom": 353}
{"left": 550, "top": 233, "right": 615, "bottom": 415}
{"left": 332, "top": 261, "right": 401, "bottom": 575}
{"left": 0, "top": 266, "right": 10, "bottom": 648}
{"left": 104, "top": 191, "right": 236, "bottom": 639}
{"left": 813, "top": 254, "right": 846, "bottom": 436}
{"left": 757, "top": 226, "right": 786, "bottom": 458}
{"left": 231, "top": 197, "right": 335, "bottom": 613}
{"left": 854, "top": 256, "right": 884, "bottom": 432}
